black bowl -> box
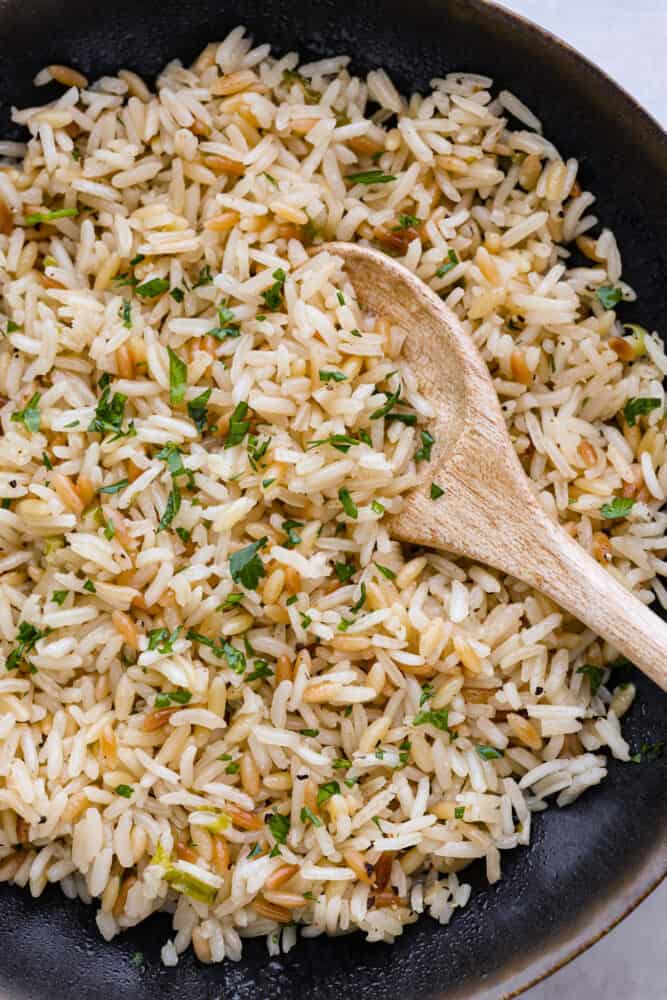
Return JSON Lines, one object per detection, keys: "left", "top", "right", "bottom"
{"left": 1, "top": 2, "right": 666, "bottom": 997}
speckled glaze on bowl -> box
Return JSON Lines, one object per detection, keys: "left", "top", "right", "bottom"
{"left": 0, "top": 2, "right": 665, "bottom": 997}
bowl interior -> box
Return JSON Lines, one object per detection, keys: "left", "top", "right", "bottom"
{"left": 0, "top": 2, "right": 666, "bottom": 998}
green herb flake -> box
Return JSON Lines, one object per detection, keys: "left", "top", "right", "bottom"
{"left": 419, "top": 682, "right": 434, "bottom": 707}
{"left": 454, "top": 806, "right": 465, "bottom": 819}
{"left": 208, "top": 301, "right": 241, "bottom": 341}
{"left": 351, "top": 582, "right": 367, "bottom": 614}
{"left": 415, "top": 430, "right": 435, "bottom": 463}
{"left": 347, "top": 170, "right": 396, "bottom": 185}
{"left": 413, "top": 708, "right": 449, "bottom": 731}
{"left": 261, "top": 268, "right": 286, "bottom": 311}
{"left": 395, "top": 214, "right": 421, "bottom": 230}
{"left": 316, "top": 781, "right": 340, "bottom": 806}
{"left": 24, "top": 207, "right": 78, "bottom": 225}
{"left": 157, "top": 484, "right": 181, "bottom": 533}
{"left": 11, "top": 392, "right": 41, "bottom": 433}
{"left": 99, "top": 478, "right": 128, "bottom": 495}
{"left": 266, "top": 812, "right": 290, "bottom": 844}
{"left": 193, "top": 265, "right": 213, "bottom": 288}
{"left": 262, "top": 477, "right": 276, "bottom": 488}
{"left": 319, "top": 370, "right": 347, "bottom": 383}
{"left": 136, "top": 277, "right": 170, "bottom": 299}
{"left": 630, "top": 741, "right": 665, "bottom": 764}
{"left": 83, "top": 580, "right": 96, "bottom": 594}
{"left": 300, "top": 728, "right": 319, "bottom": 738}
{"left": 300, "top": 806, "right": 322, "bottom": 827}
{"left": 338, "top": 487, "right": 358, "bottom": 519}
{"left": 436, "top": 249, "right": 459, "bottom": 278}
{"left": 335, "top": 561, "right": 355, "bottom": 583}
{"left": 6, "top": 320, "right": 19, "bottom": 334}
{"left": 285, "top": 594, "right": 298, "bottom": 606}
{"left": 622, "top": 396, "right": 661, "bottom": 427}
{"left": 225, "top": 761, "right": 240, "bottom": 774}
{"left": 88, "top": 387, "right": 127, "bottom": 435}
{"left": 371, "top": 500, "right": 385, "bottom": 515}
{"left": 596, "top": 285, "right": 623, "bottom": 310}
{"left": 225, "top": 401, "right": 250, "bottom": 449}
{"left": 577, "top": 664, "right": 604, "bottom": 695}
{"left": 221, "top": 592, "right": 243, "bottom": 610}
{"left": 187, "top": 388, "right": 212, "bottom": 435}
{"left": 223, "top": 641, "right": 246, "bottom": 674}
{"left": 115, "top": 784, "right": 133, "bottom": 798}
{"left": 167, "top": 347, "right": 187, "bottom": 405}
{"left": 42, "top": 452, "right": 53, "bottom": 470}
{"left": 6, "top": 622, "right": 47, "bottom": 670}
{"left": 120, "top": 299, "right": 132, "bottom": 329}
{"left": 130, "top": 951, "right": 144, "bottom": 968}
{"left": 170, "top": 287, "right": 185, "bottom": 304}
{"left": 51, "top": 590, "right": 68, "bottom": 605}
{"left": 374, "top": 563, "right": 396, "bottom": 580}
{"left": 333, "top": 758, "right": 351, "bottom": 770}
{"left": 475, "top": 744, "right": 504, "bottom": 760}
{"left": 430, "top": 483, "right": 444, "bottom": 500}
{"left": 229, "top": 537, "right": 267, "bottom": 590}
{"left": 282, "top": 519, "right": 303, "bottom": 549}
{"left": 600, "top": 497, "right": 635, "bottom": 519}
{"left": 246, "top": 659, "right": 273, "bottom": 682}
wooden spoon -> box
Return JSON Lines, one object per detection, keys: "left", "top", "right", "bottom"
{"left": 327, "top": 242, "right": 667, "bottom": 693}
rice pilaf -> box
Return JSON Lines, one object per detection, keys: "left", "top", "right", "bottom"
{"left": 0, "top": 27, "right": 665, "bottom": 965}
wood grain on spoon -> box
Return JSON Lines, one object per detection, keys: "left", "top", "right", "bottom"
{"left": 325, "top": 242, "right": 667, "bottom": 693}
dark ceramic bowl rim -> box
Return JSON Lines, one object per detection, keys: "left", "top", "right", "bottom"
{"left": 467, "top": 4, "right": 667, "bottom": 996}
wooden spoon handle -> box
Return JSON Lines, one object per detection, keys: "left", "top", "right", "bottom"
{"left": 503, "top": 512, "right": 667, "bottom": 693}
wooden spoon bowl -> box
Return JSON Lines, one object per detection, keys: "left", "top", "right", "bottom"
{"left": 327, "top": 241, "right": 667, "bottom": 692}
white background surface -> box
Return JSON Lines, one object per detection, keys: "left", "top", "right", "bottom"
{"left": 496, "top": 8, "right": 667, "bottom": 999}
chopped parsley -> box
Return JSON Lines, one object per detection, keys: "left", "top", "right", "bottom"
{"left": 225, "top": 761, "right": 240, "bottom": 774}
{"left": 157, "top": 484, "right": 181, "bottom": 532}
{"left": 115, "top": 784, "right": 133, "bottom": 798}
{"left": 229, "top": 537, "right": 267, "bottom": 590}
{"left": 42, "top": 453, "right": 52, "bottom": 473}
{"left": 316, "top": 781, "right": 340, "bottom": 806}
{"left": 223, "top": 641, "right": 246, "bottom": 674}
{"left": 266, "top": 812, "right": 290, "bottom": 844}
{"left": 333, "top": 758, "right": 351, "bottom": 770}
{"left": 395, "top": 214, "right": 421, "bottom": 229}
{"left": 51, "top": 590, "right": 68, "bottom": 605}
{"left": 600, "top": 497, "right": 634, "bottom": 519}
{"left": 430, "top": 483, "right": 444, "bottom": 500}
{"left": 307, "top": 433, "right": 364, "bottom": 453}
{"left": 208, "top": 301, "right": 240, "bottom": 340}
{"left": 136, "top": 277, "right": 170, "bottom": 299}
{"left": 285, "top": 594, "right": 298, "bottom": 606}
{"left": 261, "top": 268, "right": 286, "bottom": 311}
{"left": 221, "top": 592, "right": 243, "bottom": 610}
{"left": 154, "top": 689, "right": 192, "bottom": 707}
{"left": 88, "top": 388, "right": 127, "bottom": 435}
{"left": 24, "top": 207, "right": 78, "bottom": 225}
{"left": 99, "top": 478, "right": 128, "bottom": 495}
{"left": 170, "top": 287, "right": 185, "bottom": 304}
{"left": 225, "top": 401, "right": 250, "bottom": 449}
{"left": 374, "top": 563, "right": 396, "bottom": 580}
{"left": 622, "top": 396, "right": 661, "bottom": 426}
{"left": 347, "top": 170, "right": 396, "bottom": 185}
{"left": 247, "top": 434, "right": 271, "bottom": 470}
{"left": 419, "top": 682, "right": 434, "bottom": 707}
{"left": 630, "top": 741, "right": 665, "bottom": 764}
{"left": 415, "top": 430, "right": 435, "bottom": 463}
{"left": 6, "top": 622, "right": 47, "bottom": 670}
{"left": 577, "top": 664, "right": 604, "bottom": 695}
{"left": 351, "top": 583, "right": 367, "bottom": 613}
{"left": 454, "top": 806, "right": 465, "bottom": 819}
{"left": 187, "top": 388, "right": 211, "bottom": 434}
{"left": 300, "top": 728, "right": 319, "bottom": 738}
{"left": 246, "top": 659, "right": 273, "bottom": 682}
{"left": 193, "top": 265, "right": 213, "bottom": 288}
{"left": 282, "top": 519, "right": 303, "bottom": 549}
{"left": 11, "top": 392, "right": 41, "bottom": 433}
{"left": 319, "top": 370, "right": 347, "bottom": 383}
{"left": 475, "top": 745, "right": 504, "bottom": 760}
{"left": 335, "top": 561, "right": 355, "bottom": 582}
{"left": 371, "top": 500, "right": 384, "bottom": 515}
{"left": 167, "top": 347, "right": 187, "bottom": 405}
{"left": 82, "top": 580, "right": 96, "bottom": 593}
{"left": 413, "top": 708, "right": 449, "bottom": 731}
{"left": 300, "top": 806, "right": 322, "bottom": 827}
{"left": 436, "top": 249, "right": 459, "bottom": 277}
{"left": 596, "top": 285, "right": 623, "bottom": 310}
{"left": 338, "top": 487, "right": 358, "bottom": 519}
{"left": 120, "top": 300, "right": 132, "bottom": 328}
{"left": 147, "top": 627, "right": 181, "bottom": 654}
